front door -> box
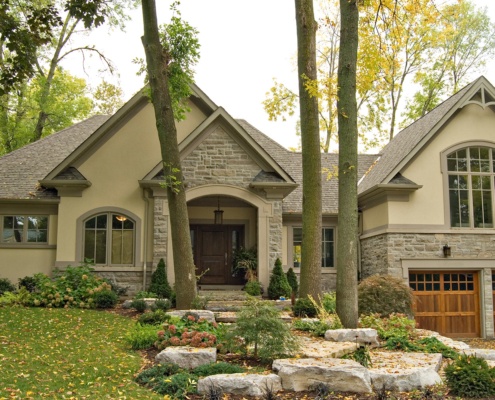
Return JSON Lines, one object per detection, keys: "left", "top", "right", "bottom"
{"left": 191, "top": 225, "right": 245, "bottom": 285}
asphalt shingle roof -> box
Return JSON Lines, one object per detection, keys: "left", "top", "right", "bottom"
{"left": 358, "top": 80, "right": 477, "bottom": 194}
{"left": 0, "top": 115, "right": 110, "bottom": 200}
{"left": 237, "top": 120, "right": 379, "bottom": 214}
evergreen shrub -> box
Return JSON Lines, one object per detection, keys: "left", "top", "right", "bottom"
{"left": 286, "top": 267, "right": 298, "bottom": 296}
{"left": 149, "top": 258, "right": 173, "bottom": 299}
{"left": 244, "top": 280, "right": 262, "bottom": 296}
{"left": 267, "top": 258, "right": 291, "bottom": 300}
{"left": 293, "top": 297, "right": 317, "bottom": 317}
{"left": 445, "top": 354, "right": 495, "bottom": 398}
{"left": 93, "top": 289, "right": 118, "bottom": 308}
{"left": 0, "top": 278, "right": 16, "bottom": 295}
{"left": 358, "top": 275, "right": 413, "bottom": 317}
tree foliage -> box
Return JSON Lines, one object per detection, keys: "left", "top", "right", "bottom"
{"left": 0, "top": 0, "right": 132, "bottom": 154}
{"left": 264, "top": 0, "right": 495, "bottom": 151}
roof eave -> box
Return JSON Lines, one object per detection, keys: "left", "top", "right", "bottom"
{"left": 358, "top": 183, "right": 422, "bottom": 210}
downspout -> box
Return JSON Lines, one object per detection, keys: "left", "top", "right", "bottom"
{"left": 142, "top": 188, "right": 151, "bottom": 290}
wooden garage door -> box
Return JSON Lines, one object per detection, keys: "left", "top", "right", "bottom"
{"left": 409, "top": 271, "right": 480, "bottom": 338}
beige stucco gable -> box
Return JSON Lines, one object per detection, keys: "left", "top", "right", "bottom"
{"left": 362, "top": 103, "right": 495, "bottom": 234}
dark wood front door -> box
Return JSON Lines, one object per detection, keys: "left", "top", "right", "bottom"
{"left": 191, "top": 225, "right": 245, "bottom": 285}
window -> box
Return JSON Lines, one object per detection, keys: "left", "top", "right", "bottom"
{"left": 84, "top": 213, "right": 134, "bottom": 265}
{"left": 447, "top": 147, "right": 494, "bottom": 228}
{"left": 292, "top": 227, "right": 335, "bottom": 268}
{"left": 1, "top": 216, "right": 48, "bottom": 243}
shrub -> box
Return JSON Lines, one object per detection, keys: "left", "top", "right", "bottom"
{"left": 292, "top": 319, "right": 332, "bottom": 337}
{"left": 358, "top": 275, "right": 413, "bottom": 317}
{"left": 445, "top": 354, "right": 495, "bottom": 398}
{"left": 293, "top": 297, "right": 317, "bottom": 317}
{"left": 321, "top": 292, "right": 337, "bottom": 313}
{"left": 137, "top": 309, "right": 171, "bottom": 326}
{"left": 18, "top": 276, "right": 37, "bottom": 292}
{"left": 342, "top": 345, "right": 372, "bottom": 368}
{"left": 131, "top": 299, "right": 148, "bottom": 313}
{"left": 0, "top": 287, "right": 31, "bottom": 307}
{"left": 192, "top": 362, "right": 244, "bottom": 377}
{"left": 149, "top": 258, "right": 173, "bottom": 299}
{"left": 134, "top": 291, "right": 157, "bottom": 299}
{"left": 244, "top": 280, "right": 262, "bottom": 296}
{"left": 155, "top": 313, "right": 224, "bottom": 350}
{"left": 229, "top": 297, "right": 299, "bottom": 361}
{"left": 359, "top": 313, "right": 416, "bottom": 341}
{"left": 267, "top": 258, "right": 291, "bottom": 300}
{"left": 135, "top": 364, "right": 197, "bottom": 399}
{"left": 0, "top": 278, "right": 16, "bottom": 295}
{"left": 125, "top": 323, "right": 160, "bottom": 350}
{"left": 93, "top": 290, "right": 118, "bottom": 309}
{"left": 28, "top": 264, "right": 119, "bottom": 309}
{"left": 153, "top": 298, "right": 171, "bottom": 311}
{"left": 286, "top": 267, "right": 298, "bottom": 296}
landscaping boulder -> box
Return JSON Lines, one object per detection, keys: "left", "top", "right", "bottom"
{"left": 463, "top": 348, "right": 495, "bottom": 361}
{"left": 197, "top": 373, "right": 282, "bottom": 397}
{"left": 166, "top": 310, "right": 216, "bottom": 323}
{"left": 272, "top": 358, "right": 372, "bottom": 393}
{"left": 324, "top": 328, "right": 379, "bottom": 346}
{"left": 155, "top": 346, "right": 216, "bottom": 369}
{"left": 369, "top": 352, "right": 443, "bottom": 392}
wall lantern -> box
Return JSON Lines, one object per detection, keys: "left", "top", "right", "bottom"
{"left": 443, "top": 244, "right": 451, "bottom": 258}
{"left": 214, "top": 197, "right": 223, "bottom": 225}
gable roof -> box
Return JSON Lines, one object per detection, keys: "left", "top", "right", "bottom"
{"left": 358, "top": 76, "right": 495, "bottom": 194}
{"left": 0, "top": 115, "right": 110, "bottom": 200}
{"left": 237, "top": 120, "right": 378, "bottom": 213}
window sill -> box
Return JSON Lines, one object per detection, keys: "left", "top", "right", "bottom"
{"left": 0, "top": 243, "right": 55, "bottom": 249}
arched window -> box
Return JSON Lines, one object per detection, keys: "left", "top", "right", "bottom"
{"left": 84, "top": 213, "right": 134, "bottom": 265}
{"left": 447, "top": 146, "right": 494, "bottom": 228}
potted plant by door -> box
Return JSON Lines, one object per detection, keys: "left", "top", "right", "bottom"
{"left": 233, "top": 247, "right": 257, "bottom": 281}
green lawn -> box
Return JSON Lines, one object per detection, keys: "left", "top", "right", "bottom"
{"left": 0, "top": 307, "right": 161, "bottom": 399}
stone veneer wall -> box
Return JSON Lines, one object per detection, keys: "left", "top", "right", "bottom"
{"left": 361, "top": 232, "right": 495, "bottom": 279}
{"left": 96, "top": 268, "right": 152, "bottom": 298}
{"left": 269, "top": 201, "right": 283, "bottom": 269}
{"left": 153, "top": 196, "right": 168, "bottom": 265}
{"left": 181, "top": 126, "right": 262, "bottom": 187}
{"left": 151, "top": 125, "right": 284, "bottom": 281}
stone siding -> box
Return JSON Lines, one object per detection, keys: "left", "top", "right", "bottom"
{"left": 182, "top": 126, "right": 262, "bottom": 187}
{"left": 269, "top": 201, "right": 283, "bottom": 269}
{"left": 95, "top": 268, "right": 152, "bottom": 298}
{"left": 153, "top": 197, "right": 168, "bottom": 265}
{"left": 361, "top": 232, "right": 495, "bottom": 278}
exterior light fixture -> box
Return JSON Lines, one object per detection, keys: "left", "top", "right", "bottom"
{"left": 443, "top": 244, "right": 451, "bottom": 258}
{"left": 115, "top": 215, "right": 127, "bottom": 222}
{"left": 214, "top": 197, "right": 223, "bottom": 225}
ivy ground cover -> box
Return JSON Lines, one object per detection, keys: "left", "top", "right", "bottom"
{"left": 0, "top": 307, "right": 161, "bottom": 399}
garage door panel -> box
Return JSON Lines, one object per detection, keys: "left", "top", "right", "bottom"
{"left": 410, "top": 270, "right": 480, "bottom": 338}
{"left": 414, "top": 294, "right": 441, "bottom": 313}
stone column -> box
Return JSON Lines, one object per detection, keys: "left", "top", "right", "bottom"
{"left": 153, "top": 196, "right": 168, "bottom": 266}
{"left": 269, "top": 200, "right": 283, "bottom": 269}
{"left": 482, "top": 267, "right": 494, "bottom": 338}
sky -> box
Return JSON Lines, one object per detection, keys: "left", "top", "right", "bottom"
{"left": 68, "top": 0, "right": 495, "bottom": 151}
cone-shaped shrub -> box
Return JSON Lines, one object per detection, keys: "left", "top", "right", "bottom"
{"left": 149, "top": 258, "right": 173, "bottom": 299}
{"left": 286, "top": 267, "right": 298, "bottom": 296}
{"left": 267, "top": 258, "right": 292, "bottom": 299}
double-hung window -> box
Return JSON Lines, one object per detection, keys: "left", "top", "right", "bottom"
{"left": 447, "top": 147, "right": 494, "bottom": 228}
{"left": 292, "top": 227, "right": 335, "bottom": 268}
{"left": 1, "top": 216, "right": 48, "bottom": 243}
{"left": 84, "top": 213, "right": 134, "bottom": 265}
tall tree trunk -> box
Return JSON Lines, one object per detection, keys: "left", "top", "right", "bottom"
{"left": 295, "top": 0, "right": 322, "bottom": 300}
{"left": 141, "top": 0, "right": 197, "bottom": 309}
{"left": 336, "top": 0, "right": 359, "bottom": 328}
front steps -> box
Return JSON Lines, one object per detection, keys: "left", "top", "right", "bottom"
{"left": 197, "top": 289, "right": 292, "bottom": 312}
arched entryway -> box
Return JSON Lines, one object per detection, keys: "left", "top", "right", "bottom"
{"left": 185, "top": 185, "right": 273, "bottom": 288}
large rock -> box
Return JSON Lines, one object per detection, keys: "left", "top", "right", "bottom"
{"left": 298, "top": 336, "right": 358, "bottom": 358}
{"left": 197, "top": 373, "right": 282, "bottom": 397}
{"left": 463, "top": 348, "right": 495, "bottom": 361}
{"left": 369, "top": 352, "right": 443, "bottom": 392}
{"left": 272, "top": 358, "right": 372, "bottom": 393}
{"left": 166, "top": 310, "right": 216, "bottom": 323}
{"left": 324, "top": 328, "right": 379, "bottom": 346}
{"left": 155, "top": 346, "right": 216, "bottom": 369}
